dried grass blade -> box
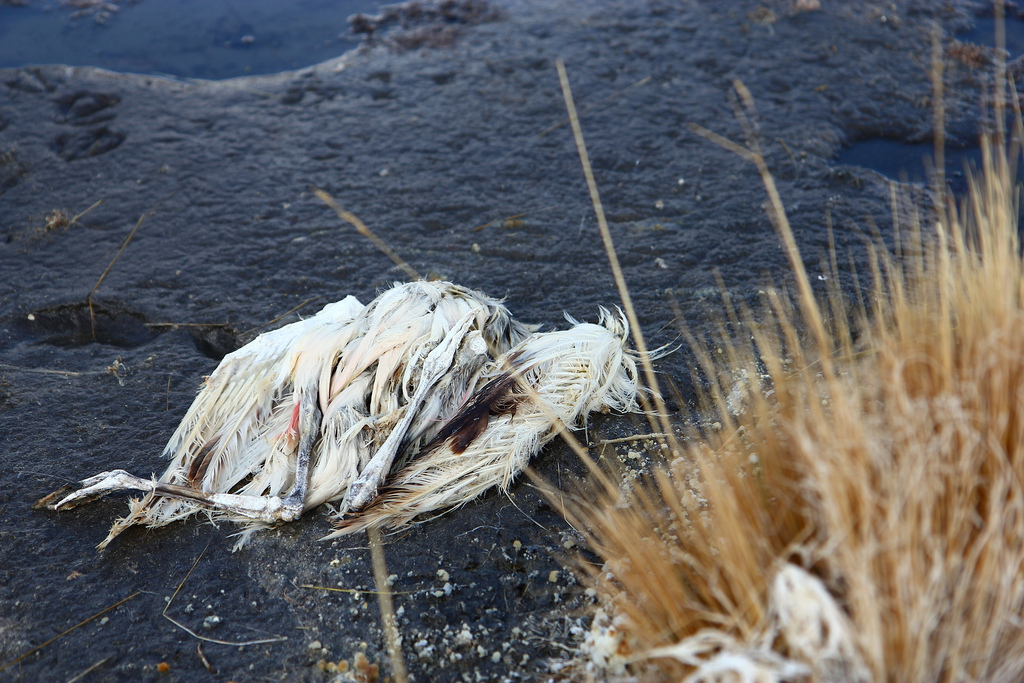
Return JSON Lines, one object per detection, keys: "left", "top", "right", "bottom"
{"left": 163, "top": 547, "right": 287, "bottom": 646}
{"left": 314, "top": 188, "right": 421, "bottom": 281}
{"left": 555, "top": 58, "right": 679, "bottom": 456}
{"left": 368, "top": 527, "right": 408, "bottom": 683}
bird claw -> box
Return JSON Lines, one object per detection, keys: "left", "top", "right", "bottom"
{"left": 33, "top": 485, "right": 78, "bottom": 510}
{"left": 51, "top": 469, "right": 152, "bottom": 511}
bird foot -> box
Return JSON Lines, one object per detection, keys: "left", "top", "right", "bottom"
{"left": 340, "top": 472, "right": 379, "bottom": 513}
{"left": 50, "top": 469, "right": 149, "bottom": 510}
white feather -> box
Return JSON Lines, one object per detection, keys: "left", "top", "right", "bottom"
{"left": 330, "top": 311, "right": 640, "bottom": 535}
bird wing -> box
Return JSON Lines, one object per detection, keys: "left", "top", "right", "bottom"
{"left": 328, "top": 313, "right": 640, "bottom": 536}
{"left": 158, "top": 296, "right": 365, "bottom": 495}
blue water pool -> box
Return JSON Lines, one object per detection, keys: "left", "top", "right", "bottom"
{"left": 0, "top": 0, "right": 383, "bottom": 80}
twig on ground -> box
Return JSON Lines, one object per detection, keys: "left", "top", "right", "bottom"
{"left": 65, "top": 656, "right": 111, "bottom": 683}
{"left": 70, "top": 198, "right": 104, "bottom": 227}
{"left": 87, "top": 193, "right": 175, "bottom": 339}
{"left": 595, "top": 433, "right": 668, "bottom": 446}
{"left": 0, "top": 363, "right": 90, "bottom": 377}
{"left": 240, "top": 297, "right": 320, "bottom": 336}
{"left": 196, "top": 643, "right": 216, "bottom": 674}
{"left": 471, "top": 205, "right": 558, "bottom": 231}
{"left": 88, "top": 212, "right": 146, "bottom": 340}
{"left": 163, "top": 546, "right": 287, "bottom": 646}
{"left": 144, "top": 322, "right": 231, "bottom": 328}
{"left": 299, "top": 583, "right": 416, "bottom": 596}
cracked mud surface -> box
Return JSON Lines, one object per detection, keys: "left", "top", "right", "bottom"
{"left": 0, "top": 0, "right": 996, "bottom": 680}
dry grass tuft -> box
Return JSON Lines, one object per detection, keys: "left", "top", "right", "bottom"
{"left": 570, "top": 127, "right": 1024, "bottom": 681}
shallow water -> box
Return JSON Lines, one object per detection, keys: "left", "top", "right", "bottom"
{"left": 0, "top": 0, "right": 382, "bottom": 79}
{"left": 834, "top": 138, "right": 982, "bottom": 195}
{"left": 834, "top": 14, "right": 1024, "bottom": 194}
{"left": 958, "top": 16, "right": 1024, "bottom": 58}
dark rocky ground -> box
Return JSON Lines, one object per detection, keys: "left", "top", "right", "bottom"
{"left": 0, "top": 0, "right": 998, "bottom": 680}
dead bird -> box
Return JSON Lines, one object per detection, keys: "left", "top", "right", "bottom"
{"left": 46, "top": 280, "right": 641, "bottom": 548}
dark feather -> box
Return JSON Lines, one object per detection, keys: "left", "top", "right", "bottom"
{"left": 187, "top": 436, "right": 219, "bottom": 486}
{"left": 424, "top": 370, "right": 525, "bottom": 455}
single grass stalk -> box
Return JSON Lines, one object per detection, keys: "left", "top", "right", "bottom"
{"left": 556, "top": 58, "right": 681, "bottom": 458}
{"left": 163, "top": 547, "right": 287, "bottom": 646}
{"left": 88, "top": 210, "right": 147, "bottom": 340}
{"left": 87, "top": 193, "right": 175, "bottom": 339}
{"left": 69, "top": 198, "right": 104, "bottom": 227}
{"left": 314, "top": 188, "right": 421, "bottom": 281}
{"left": 65, "top": 657, "right": 113, "bottom": 683}
{"left": 369, "top": 527, "right": 409, "bottom": 683}
{"left": 471, "top": 204, "right": 558, "bottom": 231}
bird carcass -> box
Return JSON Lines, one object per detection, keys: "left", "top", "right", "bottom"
{"left": 46, "top": 281, "right": 641, "bottom": 548}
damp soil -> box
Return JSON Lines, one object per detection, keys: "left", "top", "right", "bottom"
{"left": 0, "top": 0, "right": 998, "bottom": 680}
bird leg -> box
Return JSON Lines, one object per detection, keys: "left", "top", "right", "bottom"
{"left": 279, "top": 382, "right": 322, "bottom": 518}
{"left": 50, "top": 469, "right": 296, "bottom": 523}
{"left": 341, "top": 310, "right": 481, "bottom": 512}
{"left": 52, "top": 385, "right": 324, "bottom": 524}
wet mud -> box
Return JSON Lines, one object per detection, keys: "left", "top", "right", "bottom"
{"left": 0, "top": 0, "right": 998, "bottom": 680}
